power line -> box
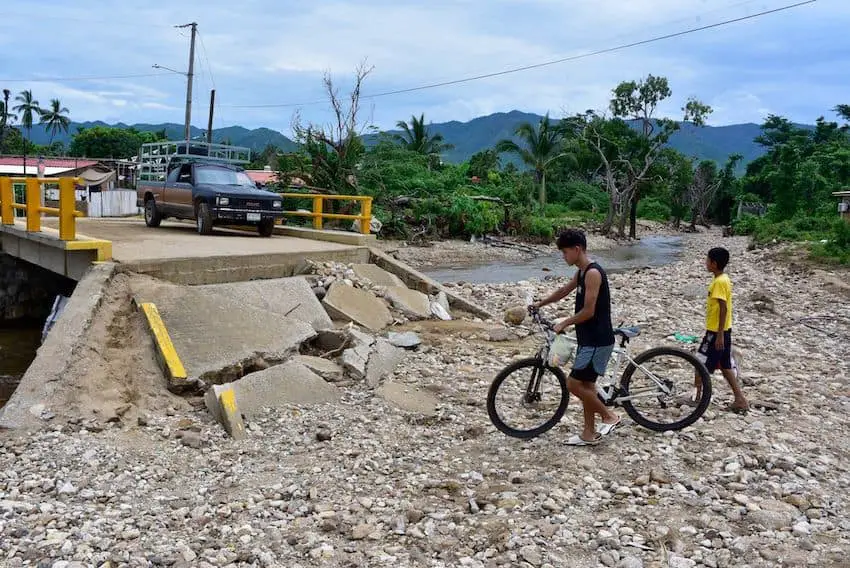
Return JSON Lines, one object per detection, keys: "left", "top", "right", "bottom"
{"left": 223, "top": 0, "right": 817, "bottom": 110}
{"left": 0, "top": 72, "right": 177, "bottom": 83}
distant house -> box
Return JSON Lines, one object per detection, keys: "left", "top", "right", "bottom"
{"left": 834, "top": 190, "right": 850, "bottom": 222}
{"left": 244, "top": 165, "right": 278, "bottom": 187}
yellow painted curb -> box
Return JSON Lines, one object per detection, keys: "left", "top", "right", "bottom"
{"left": 137, "top": 301, "right": 187, "bottom": 389}
{"left": 218, "top": 387, "right": 246, "bottom": 440}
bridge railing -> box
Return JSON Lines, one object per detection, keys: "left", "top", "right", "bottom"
{"left": 0, "top": 177, "right": 84, "bottom": 241}
{"left": 278, "top": 193, "right": 373, "bottom": 234}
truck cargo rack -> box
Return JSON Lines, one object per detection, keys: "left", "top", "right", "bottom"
{"left": 137, "top": 140, "right": 252, "bottom": 182}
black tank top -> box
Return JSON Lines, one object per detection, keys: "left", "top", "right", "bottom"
{"left": 574, "top": 262, "right": 614, "bottom": 347}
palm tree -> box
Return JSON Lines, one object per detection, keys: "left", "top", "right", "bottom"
{"left": 495, "top": 113, "right": 575, "bottom": 205}
{"left": 393, "top": 113, "right": 454, "bottom": 156}
{"left": 39, "top": 98, "right": 70, "bottom": 143}
{"left": 13, "top": 90, "right": 42, "bottom": 154}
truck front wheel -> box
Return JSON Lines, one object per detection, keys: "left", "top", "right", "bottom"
{"left": 258, "top": 219, "right": 275, "bottom": 237}
{"left": 144, "top": 197, "right": 162, "bottom": 228}
{"left": 196, "top": 202, "right": 213, "bottom": 235}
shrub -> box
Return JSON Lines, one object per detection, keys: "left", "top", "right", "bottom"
{"left": 637, "top": 198, "right": 671, "bottom": 222}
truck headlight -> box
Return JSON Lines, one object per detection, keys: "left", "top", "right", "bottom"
{"left": 272, "top": 201, "right": 282, "bottom": 208}
{"left": 217, "top": 196, "right": 230, "bottom": 206}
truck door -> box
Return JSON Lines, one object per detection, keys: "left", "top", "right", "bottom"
{"left": 170, "top": 163, "right": 195, "bottom": 218}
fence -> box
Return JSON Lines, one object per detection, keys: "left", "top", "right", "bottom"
{"left": 87, "top": 190, "right": 139, "bottom": 218}
{"left": 279, "top": 193, "right": 373, "bottom": 234}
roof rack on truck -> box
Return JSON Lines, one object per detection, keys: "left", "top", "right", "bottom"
{"left": 137, "top": 140, "right": 252, "bottom": 182}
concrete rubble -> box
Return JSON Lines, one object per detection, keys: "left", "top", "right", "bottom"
{"left": 1, "top": 232, "right": 848, "bottom": 567}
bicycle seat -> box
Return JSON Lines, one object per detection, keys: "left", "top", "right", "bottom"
{"left": 614, "top": 326, "right": 641, "bottom": 339}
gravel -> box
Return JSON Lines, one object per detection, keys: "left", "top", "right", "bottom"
{"left": 1, "top": 227, "right": 848, "bottom": 567}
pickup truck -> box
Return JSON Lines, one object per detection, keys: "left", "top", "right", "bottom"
{"left": 136, "top": 159, "right": 286, "bottom": 237}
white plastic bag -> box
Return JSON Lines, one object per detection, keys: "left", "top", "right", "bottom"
{"left": 548, "top": 334, "right": 575, "bottom": 367}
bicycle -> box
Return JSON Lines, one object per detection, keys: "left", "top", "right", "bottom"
{"left": 486, "top": 307, "right": 713, "bottom": 439}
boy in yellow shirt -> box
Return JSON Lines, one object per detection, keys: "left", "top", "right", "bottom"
{"left": 696, "top": 247, "right": 749, "bottom": 413}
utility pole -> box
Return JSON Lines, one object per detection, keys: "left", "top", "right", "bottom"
{"left": 176, "top": 22, "right": 197, "bottom": 143}
{"left": 207, "top": 89, "right": 215, "bottom": 144}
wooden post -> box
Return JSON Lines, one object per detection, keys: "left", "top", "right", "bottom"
{"left": 313, "top": 196, "right": 323, "bottom": 230}
{"left": 0, "top": 178, "right": 12, "bottom": 225}
{"left": 360, "top": 197, "right": 372, "bottom": 235}
{"left": 58, "top": 177, "right": 76, "bottom": 241}
{"left": 25, "top": 177, "right": 40, "bottom": 232}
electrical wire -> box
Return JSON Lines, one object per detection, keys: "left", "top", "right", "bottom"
{"left": 222, "top": 0, "right": 818, "bottom": 109}
{"left": 0, "top": 72, "right": 177, "bottom": 83}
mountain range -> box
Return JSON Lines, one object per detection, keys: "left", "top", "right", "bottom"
{"left": 21, "top": 110, "right": 784, "bottom": 169}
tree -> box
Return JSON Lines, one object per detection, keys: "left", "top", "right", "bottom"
{"left": 13, "top": 89, "right": 42, "bottom": 152}
{"left": 467, "top": 149, "right": 501, "bottom": 179}
{"left": 687, "top": 160, "right": 720, "bottom": 229}
{"left": 583, "top": 74, "right": 711, "bottom": 237}
{"left": 495, "top": 112, "right": 575, "bottom": 205}
{"left": 292, "top": 60, "right": 374, "bottom": 194}
{"left": 39, "top": 98, "right": 71, "bottom": 143}
{"left": 393, "top": 113, "right": 454, "bottom": 159}
{"left": 69, "top": 126, "right": 165, "bottom": 159}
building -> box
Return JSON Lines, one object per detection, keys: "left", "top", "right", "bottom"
{"left": 834, "top": 190, "right": 850, "bottom": 222}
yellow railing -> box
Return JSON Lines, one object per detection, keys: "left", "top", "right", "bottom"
{"left": 279, "top": 193, "right": 373, "bottom": 234}
{"left": 0, "top": 176, "right": 84, "bottom": 241}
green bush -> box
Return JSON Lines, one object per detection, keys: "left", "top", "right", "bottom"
{"left": 542, "top": 203, "right": 571, "bottom": 218}
{"left": 567, "top": 194, "right": 596, "bottom": 212}
{"left": 637, "top": 198, "right": 671, "bottom": 222}
{"left": 525, "top": 216, "right": 555, "bottom": 240}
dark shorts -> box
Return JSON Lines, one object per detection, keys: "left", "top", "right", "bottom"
{"left": 698, "top": 329, "right": 732, "bottom": 372}
{"left": 570, "top": 344, "right": 614, "bottom": 382}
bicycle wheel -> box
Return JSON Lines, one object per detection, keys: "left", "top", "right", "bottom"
{"left": 619, "top": 347, "right": 712, "bottom": 432}
{"left": 487, "top": 357, "right": 569, "bottom": 439}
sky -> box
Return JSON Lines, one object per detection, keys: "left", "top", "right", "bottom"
{"left": 1, "top": 0, "right": 845, "bottom": 137}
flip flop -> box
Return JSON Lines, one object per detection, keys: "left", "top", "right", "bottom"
{"left": 566, "top": 433, "right": 602, "bottom": 446}
{"left": 596, "top": 416, "right": 621, "bottom": 436}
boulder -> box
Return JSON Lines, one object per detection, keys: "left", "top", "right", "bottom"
{"left": 504, "top": 306, "right": 527, "bottom": 325}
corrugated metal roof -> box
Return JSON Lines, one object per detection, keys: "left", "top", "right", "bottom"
{"left": 0, "top": 157, "right": 99, "bottom": 168}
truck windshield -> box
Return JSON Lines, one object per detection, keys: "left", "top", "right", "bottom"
{"left": 195, "top": 166, "right": 256, "bottom": 186}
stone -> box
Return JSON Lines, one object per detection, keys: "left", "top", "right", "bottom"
{"left": 377, "top": 382, "right": 439, "bottom": 415}
{"left": 208, "top": 361, "right": 341, "bottom": 419}
{"left": 322, "top": 282, "right": 393, "bottom": 332}
{"left": 178, "top": 431, "right": 204, "bottom": 449}
{"left": 487, "top": 327, "right": 518, "bottom": 342}
{"left": 431, "top": 301, "right": 452, "bottom": 321}
{"left": 519, "top": 545, "right": 542, "bottom": 566}
{"left": 366, "top": 339, "right": 408, "bottom": 388}
{"left": 385, "top": 286, "right": 433, "bottom": 319}
{"left": 351, "top": 264, "right": 406, "bottom": 288}
{"left": 504, "top": 305, "right": 527, "bottom": 325}
{"left": 617, "top": 556, "right": 643, "bottom": 568}
{"left": 387, "top": 331, "right": 422, "bottom": 349}
{"left": 292, "top": 355, "right": 344, "bottom": 382}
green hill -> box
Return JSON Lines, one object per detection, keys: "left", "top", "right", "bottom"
{"left": 19, "top": 111, "right": 807, "bottom": 170}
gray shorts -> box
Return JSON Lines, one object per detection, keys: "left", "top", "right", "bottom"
{"left": 570, "top": 344, "right": 614, "bottom": 382}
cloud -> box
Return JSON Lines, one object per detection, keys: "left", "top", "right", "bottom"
{"left": 0, "top": 0, "right": 844, "bottom": 133}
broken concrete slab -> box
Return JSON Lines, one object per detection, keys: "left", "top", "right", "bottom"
{"left": 322, "top": 282, "right": 393, "bottom": 332}
{"left": 377, "top": 382, "right": 439, "bottom": 416}
{"left": 387, "top": 331, "right": 422, "bottom": 350}
{"left": 385, "top": 286, "right": 432, "bottom": 320}
{"left": 488, "top": 327, "right": 519, "bottom": 342}
{"left": 366, "top": 338, "right": 407, "bottom": 388}
{"left": 130, "top": 277, "right": 317, "bottom": 383}
{"left": 208, "top": 360, "right": 341, "bottom": 419}
{"left": 292, "top": 355, "right": 344, "bottom": 382}
{"left": 204, "top": 384, "right": 246, "bottom": 440}
{"left": 352, "top": 264, "right": 406, "bottom": 288}
{"left": 342, "top": 344, "right": 370, "bottom": 380}
{"left": 197, "top": 276, "right": 333, "bottom": 331}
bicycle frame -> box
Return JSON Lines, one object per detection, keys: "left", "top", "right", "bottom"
{"left": 531, "top": 310, "right": 676, "bottom": 406}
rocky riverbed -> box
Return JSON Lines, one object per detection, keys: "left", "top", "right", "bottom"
{"left": 1, "top": 229, "right": 848, "bottom": 567}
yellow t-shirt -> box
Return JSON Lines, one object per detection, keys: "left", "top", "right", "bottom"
{"left": 705, "top": 273, "right": 733, "bottom": 331}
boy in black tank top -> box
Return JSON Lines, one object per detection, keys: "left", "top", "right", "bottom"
{"left": 532, "top": 229, "right": 619, "bottom": 446}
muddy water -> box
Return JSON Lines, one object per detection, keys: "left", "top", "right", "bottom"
{"left": 424, "top": 235, "right": 684, "bottom": 284}
{"left": 0, "top": 328, "right": 41, "bottom": 407}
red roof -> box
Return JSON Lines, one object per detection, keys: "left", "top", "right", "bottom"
{"left": 0, "top": 156, "right": 99, "bottom": 169}
{"left": 245, "top": 169, "right": 278, "bottom": 184}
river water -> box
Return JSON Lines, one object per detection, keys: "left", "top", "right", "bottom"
{"left": 424, "top": 235, "right": 684, "bottom": 284}
{"left": 0, "top": 328, "right": 41, "bottom": 407}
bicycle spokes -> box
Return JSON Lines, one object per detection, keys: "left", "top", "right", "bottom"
{"left": 493, "top": 365, "right": 563, "bottom": 433}
{"left": 621, "top": 353, "right": 700, "bottom": 425}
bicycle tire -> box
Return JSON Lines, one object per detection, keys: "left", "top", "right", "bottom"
{"left": 486, "top": 357, "right": 569, "bottom": 439}
{"left": 620, "top": 346, "right": 712, "bottom": 432}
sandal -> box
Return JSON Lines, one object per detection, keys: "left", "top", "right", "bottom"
{"left": 722, "top": 404, "right": 749, "bottom": 415}
{"left": 566, "top": 433, "right": 602, "bottom": 446}
{"left": 596, "top": 416, "right": 621, "bottom": 436}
